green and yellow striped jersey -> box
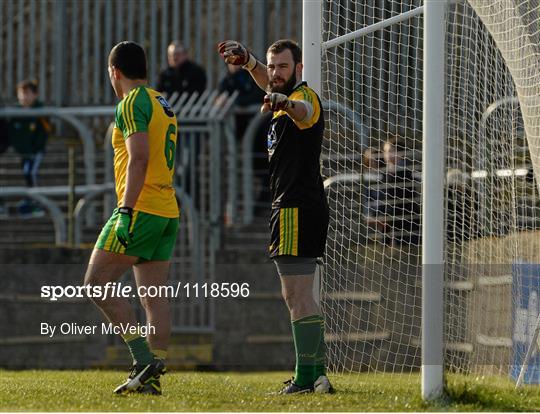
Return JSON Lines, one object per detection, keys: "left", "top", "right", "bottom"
{"left": 113, "top": 86, "right": 179, "bottom": 218}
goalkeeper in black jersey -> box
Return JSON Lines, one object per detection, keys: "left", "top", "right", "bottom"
{"left": 218, "top": 39, "right": 332, "bottom": 395}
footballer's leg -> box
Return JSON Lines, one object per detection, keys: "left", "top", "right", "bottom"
{"left": 132, "top": 259, "right": 172, "bottom": 395}
{"left": 84, "top": 249, "right": 161, "bottom": 394}
{"left": 91, "top": 209, "right": 160, "bottom": 372}
{"left": 130, "top": 216, "right": 178, "bottom": 395}
{"left": 84, "top": 249, "right": 138, "bottom": 328}
{"left": 134, "top": 260, "right": 171, "bottom": 352}
{"left": 275, "top": 258, "right": 334, "bottom": 395}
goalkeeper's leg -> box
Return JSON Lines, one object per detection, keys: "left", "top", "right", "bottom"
{"left": 276, "top": 259, "right": 333, "bottom": 394}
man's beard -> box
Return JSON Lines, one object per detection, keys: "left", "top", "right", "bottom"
{"left": 268, "top": 73, "right": 297, "bottom": 96}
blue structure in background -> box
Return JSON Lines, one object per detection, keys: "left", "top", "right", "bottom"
{"left": 511, "top": 262, "right": 540, "bottom": 384}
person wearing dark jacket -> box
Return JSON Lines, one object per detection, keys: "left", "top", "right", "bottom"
{"left": 156, "top": 41, "right": 207, "bottom": 98}
{"left": 0, "top": 98, "right": 9, "bottom": 217}
{"left": 217, "top": 63, "right": 266, "bottom": 138}
{"left": 9, "top": 79, "right": 50, "bottom": 217}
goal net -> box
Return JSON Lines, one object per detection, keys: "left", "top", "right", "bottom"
{"left": 320, "top": 0, "right": 540, "bottom": 381}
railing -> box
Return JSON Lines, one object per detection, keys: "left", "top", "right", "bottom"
{"left": 0, "top": 91, "right": 240, "bottom": 335}
{"left": 323, "top": 167, "right": 423, "bottom": 245}
{"left": 0, "top": 107, "right": 109, "bottom": 194}
{"left": 0, "top": 89, "right": 238, "bottom": 215}
{"left": 0, "top": 90, "right": 238, "bottom": 276}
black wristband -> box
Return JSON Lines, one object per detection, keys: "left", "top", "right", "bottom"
{"left": 118, "top": 207, "right": 133, "bottom": 216}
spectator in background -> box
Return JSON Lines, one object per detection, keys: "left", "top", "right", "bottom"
{"left": 158, "top": 41, "right": 206, "bottom": 200}
{"left": 157, "top": 41, "right": 207, "bottom": 98}
{"left": 361, "top": 147, "right": 388, "bottom": 239}
{"left": 0, "top": 97, "right": 9, "bottom": 217}
{"left": 362, "top": 147, "right": 384, "bottom": 177}
{"left": 216, "top": 63, "right": 266, "bottom": 139}
{"left": 446, "top": 168, "right": 479, "bottom": 243}
{"left": 9, "top": 79, "right": 50, "bottom": 217}
{"left": 0, "top": 109, "right": 8, "bottom": 155}
{"left": 383, "top": 135, "right": 407, "bottom": 171}
{"left": 216, "top": 63, "right": 269, "bottom": 215}
{"left": 381, "top": 136, "right": 420, "bottom": 244}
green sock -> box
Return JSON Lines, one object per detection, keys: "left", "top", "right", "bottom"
{"left": 292, "top": 314, "right": 323, "bottom": 386}
{"left": 313, "top": 315, "right": 327, "bottom": 378}
{"left": 122, "top": 334, "right": 154, "bottom": 365}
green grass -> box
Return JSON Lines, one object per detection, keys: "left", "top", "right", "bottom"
{"left": 1, "top": 370, "right": 540, "bottom": 411}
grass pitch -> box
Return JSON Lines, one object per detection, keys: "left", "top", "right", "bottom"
{"left": 1, "top": 370, "right": 539, "bottom": 411}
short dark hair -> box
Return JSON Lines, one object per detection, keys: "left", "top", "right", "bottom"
{"left": 267, "top": 39, "right": 302, "bottom": 65}
{"left": 17, "top": 79, "right": 38, "bottom": 94}
{"left": 108, "top": 41, "right": 147, "bottom": 80}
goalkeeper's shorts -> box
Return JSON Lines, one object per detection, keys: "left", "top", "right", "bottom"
{"left": 95, "top": 208, "right": 179, "bottom": 261}
{"left": 269, "top": 206, "right": 329, "bottom": 259}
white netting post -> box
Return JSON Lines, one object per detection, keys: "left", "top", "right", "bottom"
{"left": 303, "top": 1, "right": 323, "bottom": 306}
{"left": 303, "top": 0, "right": 322, "bottom": 94}
{"left": 422, "top": 0, "right": 445, "bottom": 400}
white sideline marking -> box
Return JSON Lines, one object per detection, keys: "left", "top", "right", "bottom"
{"left": 246, "top": 331, "right": 390, "bottom": 344}
{"left": 445, "top": 342, "right": 474, "bottom": 353}
{"left": 445, "top": 281, "right": 474, "bottom": 291}
{"left": 326, "top": 291, "right": 381, "bottom": 302}
{"left": 445, "top": 275, "right": 512, "bottom": 291}
{"left": 476, "top": 334, "right": 512, "bottom": 348}
{"left": 324, "top": 331, "right": 390, "bottom": 342}
{"left": 478, "top": 275, "right": 512, "bottom": 286}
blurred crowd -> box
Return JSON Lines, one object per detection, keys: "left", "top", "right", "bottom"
{"left": 1, "top": 39, "right": 271, "bottom": 218}
{"left": 361, "top": 136, "right": 479, "bottom": 246}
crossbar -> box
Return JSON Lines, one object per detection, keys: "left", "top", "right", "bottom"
{"left": 322, "top": 6, "right": 424, "bottom": 51}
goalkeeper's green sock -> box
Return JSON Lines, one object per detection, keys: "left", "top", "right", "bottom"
{"left": 292, "top": 314, "right": 323, "bottom": 387}
{"left": 122, "top": 333, "right": 154, "bottom": 365}
{"left": 313, "top": 315, "right": 327, "bottom": 378}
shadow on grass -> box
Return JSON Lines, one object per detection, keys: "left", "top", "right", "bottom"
{"left": 442, "top": 381, "right": 535, "bottom": 412}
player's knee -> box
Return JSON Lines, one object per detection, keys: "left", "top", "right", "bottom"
{"left": 282, "top": 289, "right": 296, "bottom": 310}
{"left": 83, "top": 263, "right": 110, "bottom": 288}
{"left": 83, "top": 269, "right": 114, "bottom": 305}
{"left": 83, "top": 272, "right": 99, "bottom": 303}
{"left": 139, "top": 295, "right": 151, "bottom": 310}
{"left": 139, "top": 294, "right": 167, "bottom": 312}
{"left": 284, "top": 289, "right": 316, "bottom": 315}
{"left": 282, "top": 289, "right": 308, "bottom": 311}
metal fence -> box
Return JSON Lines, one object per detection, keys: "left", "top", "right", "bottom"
{"left": 0, "top": 0, "right": 302, "bottom": 106}
{"left": 0, "top": 90, "right": 239, "bottom": 333}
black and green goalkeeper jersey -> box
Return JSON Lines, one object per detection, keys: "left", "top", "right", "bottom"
{"left": 266, "top": 81, "right": 327, "bottom": 210}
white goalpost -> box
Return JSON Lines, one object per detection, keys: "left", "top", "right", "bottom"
{"left": 304, "top": 0, "right": 540, "bottom": 401}
{"left": 421, "top": 0, "right": 445, "bottom": 400}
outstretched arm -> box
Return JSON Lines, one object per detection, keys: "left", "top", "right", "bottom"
{"left": 260, "top": 93, "right": 310, "bottom": 121}
{"left": 217, "top": 40, "right": 269, "bottom": 91}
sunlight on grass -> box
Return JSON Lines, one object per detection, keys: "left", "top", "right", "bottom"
{"left": 1, "top": 370, "right": 539, "bottom": 411}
